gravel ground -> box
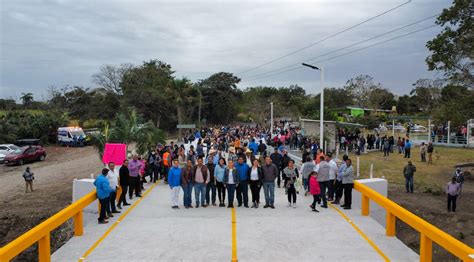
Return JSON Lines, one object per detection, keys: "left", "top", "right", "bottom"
{"left": 0, "top": 146, "right": 103, "bottom": 261}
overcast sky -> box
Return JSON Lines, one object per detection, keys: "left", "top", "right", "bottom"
{"left": 0, "top": 0, "right": 451, "bottom": 100}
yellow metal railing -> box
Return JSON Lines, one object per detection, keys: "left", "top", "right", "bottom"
{"left": 0, "top": 191, "right": 97, "bottom": 262}
{"left": 355, "top": 181, "right": 474, "bottom": 262}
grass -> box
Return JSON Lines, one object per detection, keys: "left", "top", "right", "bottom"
{"left": 352, "top": 146, "right": 473, "bottom": 190}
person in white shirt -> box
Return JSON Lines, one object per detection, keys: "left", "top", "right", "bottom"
{"left": 326, "top": 153, "right": 338, "bottom": 201}
{"left": 224, "top": 160, "right": 239, "bottom": 208}
{"left": 107, "top": 162, "right": 121, "bottom": 216}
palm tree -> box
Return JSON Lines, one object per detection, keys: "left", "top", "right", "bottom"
{"left": 167, "top": 78, "right": 195, "bottom": 140}
{"left": 20, "top": 93, "right": 34, "bottom": 107}
{"left": 91, "top": 109, "right": 166, "bottom": 159}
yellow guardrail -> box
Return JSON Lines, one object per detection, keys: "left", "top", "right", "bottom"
{"left": 355, "top": 181, "right": 474, "bottom": 262}
{"left": 0, "top": 191, "right": 97, "bottom": 262}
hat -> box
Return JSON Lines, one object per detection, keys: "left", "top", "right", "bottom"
{"left": 229, "top": 147, "right": 236, "bottom": 153}
{"left": 246, "top": 148, "right": 252, "bottom": 154}
{"left": 209, "top": 149, "right": 217, "bottom": 155}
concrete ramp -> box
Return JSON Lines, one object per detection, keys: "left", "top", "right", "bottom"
{"left": 53, "top": 183, "right": 418, "bottom": 262}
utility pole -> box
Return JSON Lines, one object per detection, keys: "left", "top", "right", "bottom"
{"left": 270, "top": 102, "right": 274, "bottom": 136}
{"left": 302, "top": 63, "right": 324, "bottom": 148}
{"left": 198, "top": 88, "right": 202, "bottom": 128}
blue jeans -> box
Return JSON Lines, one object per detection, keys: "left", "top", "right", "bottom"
{"left": 194, "top": 183, "right": 206, "bottom": 206}
{"left": 236, "top": 180, "right": 249, "bottom": 206}
{"left": 226, "top": 184, "right": 236, "bottom": 206}
{"left": 182, "top": 183, "right": 193, "bottom": 207}
{"left": 405, "top": 176, "right": 414, "bottom": 193}
{"left": 303, "top": 178, "right": 309, "bottom": 192}
{"left": 263, "top": 182, "right": 275, "bottom": 205}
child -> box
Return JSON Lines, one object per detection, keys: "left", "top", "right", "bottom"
{"left": 309, "top": 171, "right": 321, "bottom": 212}
{"left": 23, "top": 167, "right": 34, "bottom": 193}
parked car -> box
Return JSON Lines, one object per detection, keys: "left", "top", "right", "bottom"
{"left": 0, "top": 144, "right": 20, "bottom": 156}
{"left": 412, "top": 124, "right": 428, "bottom": 133}
{"left": 16, "top": 139, "right": 42, "bottom": 147}
{"left": 0, "top": 153, "right": 5, "bottom": 164}
{"left": 4, "top": 146, "right": 47, "bottom": 166}
{"left": 387, "top": 124, "right": 406, "bottom": 132}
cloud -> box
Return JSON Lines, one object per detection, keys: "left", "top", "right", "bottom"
{"left": 0, "top": 0, "right": 451, "bottom": 100}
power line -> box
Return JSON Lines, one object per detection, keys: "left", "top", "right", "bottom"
{"left": 242, "top": 14, "right": 438, "bottom": 81}
{"left": 240, "top": 24, "right": 438, "bottom": 84}
{"left": 238, "top": 0, "right": 412, "bottom": 75}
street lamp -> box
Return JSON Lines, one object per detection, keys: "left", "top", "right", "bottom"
{"left": 270, "top": 102, "right": 274, "bottom": 136}
{"left": 302, "top": 63, "right": 324, "bottom": 149}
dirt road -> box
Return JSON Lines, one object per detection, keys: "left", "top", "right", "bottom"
{"left": 0, "top": 146, "right": 103, "bottom": 261}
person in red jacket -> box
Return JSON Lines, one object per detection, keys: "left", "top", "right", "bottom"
{"left": 309, "top": 171, "right": 321, "bottom": 212}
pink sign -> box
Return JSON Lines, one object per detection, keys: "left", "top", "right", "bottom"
{"left": 102, "top": 143, "right": 127, "bottom": 165}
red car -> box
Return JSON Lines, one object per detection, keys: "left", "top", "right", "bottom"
{"left": 4, "top": 146, "right": 47, "bottom": 166}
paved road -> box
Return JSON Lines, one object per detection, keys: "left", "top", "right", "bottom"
{"left": 53, "top": 182, "right": 418, "bottom": 261}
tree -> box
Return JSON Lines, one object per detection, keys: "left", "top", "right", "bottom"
{"left": 426, "top": 0, "right": 473, "bottom": 87}
{"left": 433, "top": 85, "right": 474, "bottom": 126}
{"left": 368, "top": 87, "right": 396, "bottom": 111}
{"left": 91, "top": 109, "right": 166, "bottom": 158}
{"left": 343, "top": 75, "right": 380, "bottom": 108}
{"left": 92, "top": 63, "right": 133, "bottom": 94}
{"left": 323, "top": 87, "right": 354, "bottom": 109}
{"left": 121, "top": 59, "right": 175, "bottom": 128}
{"left": 200, "top": 72, "right": 242, "bottom": 124}
{"left": 409, "top": 78, "right": 443, "bottom": 112}
{"left": 167, "top": 77, "right": 197, "bottom": 138}
{"left": 20, "top": 93, "right": 34, "bottom": 107}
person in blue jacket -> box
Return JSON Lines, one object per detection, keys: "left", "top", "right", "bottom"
{"left": 168, "top": 159, "right": 182, "bottom": 209}
{"left": 94, "top": 168, "right": 112, "bottom": 224}
{"left": 235, "top": 156, "right": 250, "bottom": 207}
{"left": 248, "top": 139, "right": 258, "bottom": 155}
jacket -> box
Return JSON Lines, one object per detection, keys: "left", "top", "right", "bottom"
{"left": 235, "top": 162, "right": 249, "bottom": 182}
{"left": 342, "top": 165, "right": 354, "bottom": 184}
{"left": 214, "top": 164, "right": 226, "bottom": 182}
{"left": 270, "top": 153, "right": 282, "bottom": 168}
{"left": 309, "top": 175, "right": 321, "bottom": 195}
{"left": 224, "top": 168, "right": 240, "bottom": 184}
{"left": 22, "top": 171, "right": 34, "bottom": 181}
{"left": 403, "top": 164, "right": 416, "bottom": 178}
{"left": 168, "top": 166, "right": 182, "bottom": 188}
{"left": 94, "top": 175, "right": 112, "bottom": 200}
{"left": 119, "top": 166, "right": 129, "bottom": 186}
{"left": 248, "top": 166, "right": 264, "bottom": 184}
{"left": 300, "top": 162, "right": 316, "bottom": 179}
{"left": 317, "top": 161, "right": 330, "bottom": 182}
{"left": 192, "top": 165, "right": 209, "bottom": 183}
{"left": 181, "top": 167, "right": 194, "bottom": 185}
{"left": 206, "top": 163, "right": 216, "bottom": 184}
{"left": 262, "top": 163, "right": 279, "bottom": 182}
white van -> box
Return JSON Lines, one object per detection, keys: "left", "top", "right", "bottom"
{"left": 57, "top": 127, "right": 87, "bottom": 146}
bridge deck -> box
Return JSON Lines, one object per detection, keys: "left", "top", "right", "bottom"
{"left": 53, "top": 182, "right": 418, "bottom": 262}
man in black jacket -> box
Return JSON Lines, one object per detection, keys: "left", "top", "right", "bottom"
{"left": 118, "top": 160, "right": 131, "bottom": 209}
{"left": 270, "top": 148, "right": 282, "bottom": 188}
{"left": 205, "top": 156, "right": 217, "bottom": 206}
{"left": 280, "top": 150, "right": 291, "bottom": 188}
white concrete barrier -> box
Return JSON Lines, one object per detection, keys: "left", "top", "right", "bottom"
{"left": 73, "top": 178, "right": 98, "bottom": 214}
{"left": 353, "top": 178, "right": 387, "bottom": 227}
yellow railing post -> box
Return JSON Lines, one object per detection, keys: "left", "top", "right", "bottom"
{"left": 38, "top": 234, "right": 51, "bottom": 262}
{"left": 386, "top": 210, "right": 396, "bottom": 237}
{"left": 361, "top": 194, "right": 369, "bottom": 216}
{"left": 420, "top": 233, "right": 433, "bottom": 262}
{"left": 73, "top": 211, "right": 84, "bottom": 236}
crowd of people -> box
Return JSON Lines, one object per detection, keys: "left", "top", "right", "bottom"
{"left": 92, "top": 124, "right": 358, "bottom": 224}
{"left": 91, "top": 122, "right": 468, "bottom": 224}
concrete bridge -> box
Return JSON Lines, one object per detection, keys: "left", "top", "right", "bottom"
{"left": 52, "top": 181, "right": 418, "bottom": 262}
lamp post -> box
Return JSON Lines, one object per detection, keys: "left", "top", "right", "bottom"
{"left": 270, "top": 102, "right": 274, "bottom": 136}
{"left": 302, "top": 63, "right": 324, "bottom": 149}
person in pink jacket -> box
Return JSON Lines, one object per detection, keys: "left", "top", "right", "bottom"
{"left": 309, "top": 171, "right": 321, "bottom": 212}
